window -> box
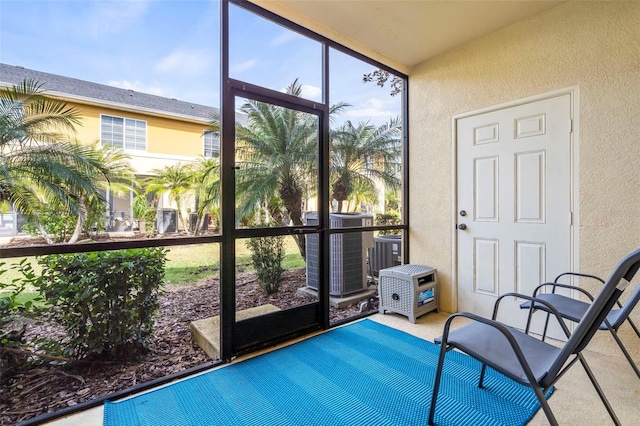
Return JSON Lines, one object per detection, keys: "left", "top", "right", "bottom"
{"left": 101, "top": 115, "right": 146, "bottom": 151}
{"left": 203, "top": 130, "right": 220, "bottom": 158}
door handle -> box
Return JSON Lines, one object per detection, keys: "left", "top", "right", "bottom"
{"left": 457, "top": 224, "right": 467, "bottom": 230}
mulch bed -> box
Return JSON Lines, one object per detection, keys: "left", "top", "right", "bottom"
{"left": 0, "top": 268, "right": 364, "bottom": 425}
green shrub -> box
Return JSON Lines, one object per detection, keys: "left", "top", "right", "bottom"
{"left": 22, "top": 198, "right": 108, "bottom": 241}
{"left": 22, "top": 205, "right": 76, "bottom": 242}
{"left": 36, "top": 248, "right": 167, "bottom": 360}
{"left": 246, "top": 235, "right": 285, "bottom": 295}
{"left": 375, "top": 211, "right": 401, "bottom": 235}
{"left": 0, "top": 259, "right": 42, "bottom": 382}
{"left": 0, "top": 259, "right": 41, "bottom": 327}
{"left": 82, "top": 197, "right": 109, "bottom": 236}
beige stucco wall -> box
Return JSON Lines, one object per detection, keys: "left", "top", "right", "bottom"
{"left": 409, "top": 1, "right": 640, "bottom": 357}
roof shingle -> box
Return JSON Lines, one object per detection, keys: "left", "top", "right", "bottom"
{"left": 0, "top": 63, "right": 217, "bottom": 121}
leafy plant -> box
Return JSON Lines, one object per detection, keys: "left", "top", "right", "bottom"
{"left": 21, "top": 202, "right": 76, "bottom": 242}
{"left": 21, "top": 197, "right": 108, "bottom": 242}
{"left": 36, "top": 248, "right": 167, "bottom": 360}
{"left": 0, "top": 259, "right": 41, "bottom": 326}
{"left": 375, "top": 211, "right": 401, "bottom": 235}
{"left": 0, "top": 259, "right": 42, "bottom": 382}
{"left": 132, "top": 194, "right": 157, "bottom": 235}
{"left": 132, "top": 194, "right": 152, "bottom": 220}
{"left": 246, "top": 234, "right": 285, "bottom": 295}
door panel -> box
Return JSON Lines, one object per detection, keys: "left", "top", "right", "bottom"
{"left": 230, "top": 93, "right": 324, "bottom": 355}
{"left": 457, "top": 94, "right": 572, "bottom": 332}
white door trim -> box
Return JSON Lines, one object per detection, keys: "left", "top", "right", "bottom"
{"left": 450, "top": 87, "right": 579, "bottom": 313}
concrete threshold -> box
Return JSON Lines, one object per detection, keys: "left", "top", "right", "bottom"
{"left": 190, "top": 304, "right": 281, "bottom": 359}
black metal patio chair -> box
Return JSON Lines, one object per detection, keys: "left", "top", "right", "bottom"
{"left": 428, "top": 247, "right": 640, "bottom": 426}
{"left": 521, "top": 271, "right": 640, "bottom": 380}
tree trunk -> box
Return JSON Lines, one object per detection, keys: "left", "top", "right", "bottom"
{"left": 175, "top": 201, "right": 190, "bottom": 235}
{"left": 37, "top": 223, "right": 54, "bottom": 245}
{"left": 279, "top": 183, "right": 305, "bottom": 259}
{"left": 331, "top": 179, "right": 348, "bottom": 213}
{"left": 67, "top": 198, "right": 87, "bottom": 244}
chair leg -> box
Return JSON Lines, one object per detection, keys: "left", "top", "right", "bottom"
{"left": 525, "top": 307, "right": 535, "bottom": 334}
{"left": 626, "top": 317, "right": 640, "bottom": 339}
{"left": 577, "top": 353, "right": 621, "bottom": 425}
{"left": 541, "top": 312, "right": 551, "bottom": 342}
{"left": 609, "top": 328, "right": 640, "bottom": 379}
{"left": 428, "top": 343, "right": 448, "bottom": 426}
{"left": 478, "top": 364, "right": 487, "bottom": 388}
{"left": 530, "top": 384, "right": 558, "bottom": 426}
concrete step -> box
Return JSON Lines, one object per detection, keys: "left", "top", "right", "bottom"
{"left": 189, "top": 304, "right": 281, "bottom": 359}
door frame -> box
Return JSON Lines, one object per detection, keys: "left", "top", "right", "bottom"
{"left": 450, "top": 87, "right": 580, "bottom": 312}
{"left": 220, "top": 0, "right": 409, "bottom": 361}
{"left": 225, "top": 82, "right": 329, "bottom": 356}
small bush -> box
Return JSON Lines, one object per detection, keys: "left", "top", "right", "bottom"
{"left": 0, "top": 259, "right": 42, "bottom": 382}
{"left": 36, "top": 248, "right": 167, "bottom": 360}
{"left": 246, "top": 235, "right": 285, "bottom": 295}
{"left": 375, "top": 211, "right": 401, "bottom": 235}
{"left": 0, "top": 259, "right": 41, "bottom": 327}
{"left": 22, "top": 205, "right": 76, "bottom": 242}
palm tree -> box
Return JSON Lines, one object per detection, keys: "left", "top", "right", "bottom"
{"left": 145, "top": 163, "right": 195, "bottom": 235}
{"left": 191, "top": 156, "right": 220, "bottom": 235}
{"left": 329, "top": 117, "right": 402, "bottom": 213}
{"left": 0, "top": 80, "right": 127, "bottom": 243}
{"left": 234, "top": 79, "right": 349, "bottom": 258}
{"left": 234, "top": 80, "right": 318, "bottom": 258}
{"left": 67, "top": 141, "right": 136, "bottom": 243}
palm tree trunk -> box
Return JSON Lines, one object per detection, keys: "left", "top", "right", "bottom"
{"left": 67, "top": 215, "right": 84, "bottom": 244}
{"left": 175, "top": 201, "right": 190, "bottom": 235}
{"left": 280, "top": 186, "right": 306, "bottom": 260}
{"left": 37, "top": 223, "right": 54, "bottom": 245}
{"left": 332, "top": 180, "right": 348, "bottom": 213}
{"left": 68, "top": 197, "right": 87, "bottom": 244}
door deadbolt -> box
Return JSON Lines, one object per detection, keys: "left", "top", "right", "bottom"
{"left": 459, "top": 210, "right": 467, "bottom": 216}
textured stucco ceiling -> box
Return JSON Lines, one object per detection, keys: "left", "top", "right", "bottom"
{"left": 249, "top": 1, "right": 565, "bottom": 72}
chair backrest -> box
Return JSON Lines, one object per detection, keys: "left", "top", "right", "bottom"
{"left": 543, "top": 247, "right": 640, "bottom": 386}
{"left": 608, "top": 282, "right": 640, "bottom": 328}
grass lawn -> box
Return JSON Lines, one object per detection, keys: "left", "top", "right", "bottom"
{"left": 1, "top": 236, "right": 306, "bottom": 300}
{"left": 164, "top": 236, "right": 305, "bottom": 286}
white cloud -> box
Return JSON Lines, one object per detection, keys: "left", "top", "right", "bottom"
{"left": 232, "top": 59, "right": 258, "bottom": 73}
{"left": 300, "top": 84, "right": 321, "bottom": 100}
{"left": 156, "top": 49, "right": 214, "bottom": 77}
{"left": 88, "top": 1, "right": 150, "bottom": 37}
{"left": 107, "top": 80, "right": 167, "bottom": 97}
{"left": 362, "top": 98, "right": 385, "bottom": 109}
{"left": 344, "top": 97, "right": 397, "bottom": 121}
{"left": 270, "top": 31, "right": 300, "bottom": 46}
{"left": 345, "top": 107, "right": 395, "bottom": 119}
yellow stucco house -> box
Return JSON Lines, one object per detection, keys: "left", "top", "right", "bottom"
{"left": 0, "top": 62, "right": 219, "bottom": 232}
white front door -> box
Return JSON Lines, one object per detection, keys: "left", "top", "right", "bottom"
{"left": 456, "top": 94, "right": 573, "bottom": 330}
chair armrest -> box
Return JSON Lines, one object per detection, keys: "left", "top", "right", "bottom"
{"left": 554, "top": 272, "right": 604, "bottom": 285}
{"left": 531, "top": 282, "right": 595, "bottom": 301}
{"left": 438, "top": 312, "right": 543, "bottom": 386}
{"left": 496, "top": 292, "right": 573, "bottom": 338}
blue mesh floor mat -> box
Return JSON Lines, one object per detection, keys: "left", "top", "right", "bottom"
{"left": 104, "top": 319, "right": 552, "bottom": 425}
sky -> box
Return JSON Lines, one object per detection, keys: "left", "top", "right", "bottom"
{"left": 0, "top": 0, "right": 402, "bottom": 126}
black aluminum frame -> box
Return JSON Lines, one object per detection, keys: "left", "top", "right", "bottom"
{"left": 221, "top": 0, "right": 409, "bottom": 360}
{"left": 8, "top": 1, "right": 409, "bottom": 423}
{"left": 223, "top": 82, "right": 328, "bottom": 357}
